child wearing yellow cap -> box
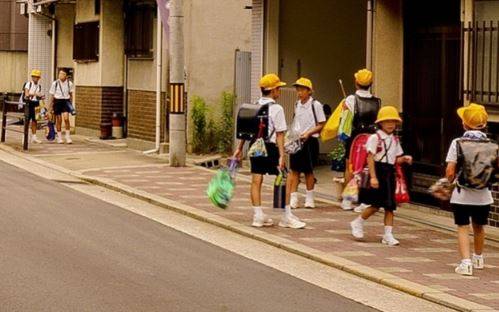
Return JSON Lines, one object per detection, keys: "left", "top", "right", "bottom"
{"left": 287, "top": 77, "right": 326, "bottom": 209}
{"left": 350, "top": 106, "right": 412, "bottom": 246}
{"left": 444, "top": 104, "right": 498, "bottom": 276}
{"left": 342, "top": 69, "right": 381, "bottom": 212}
{"left": 233, "top": 74, "right": 307, "bottom": 229}
{"left": 23, "top": 69, "right": 45, "bottom": 144}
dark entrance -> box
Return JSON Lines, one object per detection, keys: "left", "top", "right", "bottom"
{"left": 403, "top": 0, "right": 462, "bottom": 207}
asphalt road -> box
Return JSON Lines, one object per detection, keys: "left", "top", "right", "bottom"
{"left": 0, "top": 161, "right": 378, "bottom": 312}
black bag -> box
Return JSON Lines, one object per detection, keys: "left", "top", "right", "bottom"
{"left": 236, "top": 103, "right": 270, "bottom": 141}
{"left": 457, "top": 139, "right": 498, "bottom": 189}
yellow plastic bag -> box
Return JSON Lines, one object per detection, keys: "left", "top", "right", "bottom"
{"left": 320, "top": 99, "right": 344, "bottom": 142}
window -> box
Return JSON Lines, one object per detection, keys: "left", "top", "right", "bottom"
{"left": 73, "top": 22, "right": 100, "bottom": 62}
{"left": 125, "top": 1, "right": 155, "bottom": 58}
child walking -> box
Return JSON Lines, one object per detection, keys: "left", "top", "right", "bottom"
{"left": 350, "top": 106, "right": 412, "bottom": 246}
{"left": 444, "top": 104, "right": 497, "bottom": 276}
{"left": 23, "top": 69, "right": 45, "bottom": 144}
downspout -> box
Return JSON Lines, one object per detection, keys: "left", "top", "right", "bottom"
{"left": 144, "top": 7, "right": 163, "bottom": 155}
{"left": 366, "top": 0, "right": 374, "bottom": 70}
{"left": 51, "top": 17, "right": 57, "bottom": 80}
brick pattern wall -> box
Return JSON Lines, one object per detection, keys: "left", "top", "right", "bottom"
{"left": 75, "top": 86, "right": 102, "bottom": 130}
{"left": 102, "top": 87, "right": 124, "bottom": 124}
{"left": 490, "top": 186, "right": 499, "bottom": 227}
{"left": 127, "top": 90, "right": 167, "bottom": 142}
{"left": 75, "top": 86, "right": 124, "bottom": 130}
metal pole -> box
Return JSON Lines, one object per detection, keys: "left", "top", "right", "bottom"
{"left": 168, "top": 0, "right": 186, "bottom": 167}
{"left": 156, "top": 7, "right": 162, "bottom": 151}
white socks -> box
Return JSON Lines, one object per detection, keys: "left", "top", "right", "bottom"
{"left": 384, "top": 226, "right": 393, "bottom": 235}
{"left": 355, "top": 216, "right": 365, "bottom": 224}
{"left": 290, "top": 192, "right": 298, "bottom": 207}
{"left": 284, "top": 205, "right": 293, "bottom": 218}
{"left": 306, "top": 190, "right": 314, "bottom": 202}
{"left": 253, "top": 206, "right": 263, "bottom": 218}
{"left": 461, "top": 258, "right": 472, "bottom": 265}
{"left": 65, "top": 130, "right": 71, "bottom": 136}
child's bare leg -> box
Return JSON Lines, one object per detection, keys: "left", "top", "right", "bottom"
{"left": 251, "top": 174, "right": 263, "bottom": 207}
{"left": 472, "top": 223, "right": 485, "bottom": 255}
{"left": 457, "top": 225, "right": 471, "bottom": 260}
{"left": 56, "top": 115, "right": 62, "bottom": 132}
{"left": 305, "top": 173, "right": 315, "bottom": 191}
{"left": 31, "top": 120, "right": 37, "bottom": 134}
{"left": 361, "top": 206, "right": 378, "bottom": 220}
{"left": 384, "top": 210, "right": 394, "bottom": 226}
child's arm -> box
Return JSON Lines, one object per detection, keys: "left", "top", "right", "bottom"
{"left": 368, "top": 153, "right": 379, "bottom": 189}
{"left": 396, "top": 155, "right": 413, "bottom": 165}
{"left": 446, "top": 162, "right": 457, "bottom": 182}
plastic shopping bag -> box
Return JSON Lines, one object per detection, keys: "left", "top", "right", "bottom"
{"left": 395, "top": 164, "right": 410, "bottom": 204}
{"left": 320, "top": 100, "right": 344, "bottom": 142}
{"left": 342, "top": 178, "right": 359, "bottom": 203}
{"left": 285, "top": 119, "right": 303, "bottom": 155}
{"left": 248, "top": 138, "right": 268, "bottom": 158}
{"left": 206, "top": 159, "right": 238, "bottom": 209}
{"left": 429, "top": 178, "right": 455, "bottom": 201}
{"left": 338, "top": 108, "right": 353, "bottom": 142}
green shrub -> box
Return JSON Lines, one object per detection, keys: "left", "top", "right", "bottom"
{"left": 191, "top": 96, "right": 208, "bottom": 153}
{"left": 217, "top": 92, "right": 235, "bottom": 154}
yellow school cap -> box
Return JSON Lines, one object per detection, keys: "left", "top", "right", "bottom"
{"left": 375, "top": 106, "right": 402, "bottom": 124}
{"left": 457, "top": 103, "right": 488, "bottom": 129}
{"left": 31, "top": 69, "right": 42, "bottom": 77}
{"left": 293, "top": 77, "right": 313, "bottom": 91}
{"left": 259, "top": 74, "right": 287, "bottom": 91}
{"left": 354, "top": 69, "right": 373, "bottom": 86}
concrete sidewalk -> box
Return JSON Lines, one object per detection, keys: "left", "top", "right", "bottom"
{"left": 1, "top": 133, "right": 499, "bottom": 312}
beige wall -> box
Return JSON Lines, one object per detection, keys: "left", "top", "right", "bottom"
{"left": 372, "top": 0, "right": 403, "bottom": 110}
{"left": 74, "top": 0, "right": 100, "bottom": 86}
{"left": 184, "top": 0, "right": 251, "bottom": 107}
{"left": 55, "top": 4, "right": 75, "bottom": 71}
{"left": 73, "top": 0, "right": 124, "bottom": 87}
{"left": 127, "top": 17, "right": 168, "bottom": 92}
{"left": 101, "top": 0, "right": 124, "bottom": 86}
{"left": 0, "top": 51, "right": 28, "bottom": 93}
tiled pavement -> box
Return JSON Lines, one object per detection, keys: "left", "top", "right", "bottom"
{"left": 2, "top": 133, "right": 499, "bottom": 310}
{"left": 84, "top": 165, "right": 499, "bottom": 310}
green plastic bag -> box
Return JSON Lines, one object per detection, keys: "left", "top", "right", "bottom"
{"left": 206, "top": 159, "right": 238, "bottom": 209}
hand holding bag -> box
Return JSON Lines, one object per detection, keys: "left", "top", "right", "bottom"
{"left": 342, "top": 178, "right": 359, "bottom": 203}
{"left": 285, "top": 119, "right": 303, "bottom": 155}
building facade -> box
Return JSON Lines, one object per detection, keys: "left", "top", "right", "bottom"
{"left": 21, "top": 0, "right": 251, "bottom": 149}
{"left": 0, "top": 0, "right": 28, "bottom": 94}
{"left": 251, "top": 0, "right": 499, "bottom": 226}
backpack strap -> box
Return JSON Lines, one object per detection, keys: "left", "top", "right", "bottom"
{"left": 311, "top": 99, "right": 318, "bottom": 126}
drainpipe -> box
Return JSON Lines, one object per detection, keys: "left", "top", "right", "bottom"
{"left": 51, "top": 18, "right": 57, "bottom": 80}
{"left": 144, "top": 7, "right": 163, "bottom": 155}
{"left": 366, "top": 0, "right": 374, "bottom": 70}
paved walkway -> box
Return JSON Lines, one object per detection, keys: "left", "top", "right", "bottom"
{"left": 2, "top": 133, "right": 499, "bottom": 311}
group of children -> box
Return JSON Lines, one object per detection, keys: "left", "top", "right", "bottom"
{"left": 234, "top": 69, "right": 498, "bottom": 276}
{"left": 22, "top": 68, "right": 75, "bottom": 145}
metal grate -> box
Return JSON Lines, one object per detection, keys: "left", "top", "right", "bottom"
{"left": 462, "top": 20, "right": 499, "bottom": 107}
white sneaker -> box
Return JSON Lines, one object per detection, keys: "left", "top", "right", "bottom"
{"left": 279, "top": 216, "right": 306, "bottom": 229}
{"left": 251, "top": 214, "right": 274, "bottom": 228}
{"left": 30, "top": 135, "right": 42, "bottom": 144}
{"left": 305, "top": 199, "right": 315, "bottom": 209}
{"left": 455, "top": 262, "right": 473, "bottom": 276}
{"left": 350, "top": 219, "right": 364, "bottom": 239}
{"left": 56, "top": 134, "right": 63, "bottom": 144}
{"left": 65, "top": 134, "right": 72, "bottom": 144}
{"left": 382, "top": 234, "right": 400, "bottom": 246}
{"left": 473, "top": 255, "right": 484, "bottom": 270}
{"left": 341, "top": 199, "right": 353, "bottom": 211}
{"left": 354, "top": 203, "right": 370, "bottom": 213}
{"left": 290, "top": 193, "right": 299, "bottom": 209}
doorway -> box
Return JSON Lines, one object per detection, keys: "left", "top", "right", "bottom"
{"left": 403, "top": 0, "right": 462, "bottom": 206}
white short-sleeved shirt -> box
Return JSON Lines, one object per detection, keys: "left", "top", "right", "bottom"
{"left": 24, "top": 81, "right": 42, "bottom": 101}
{"left": 445, "top": 131, "right": 493, "bottom": 205}
{"left": 365, "top": 130, "right": 404, "bottom": 165}
{"left": 49, "top": 79, "right": 74, "bottom": 100}
{"left": 293, "top": 97, "right": 327, "bottom": 138}
{"left": 258, "top": 97, "right": 287, "bottom": 144}
{"left": 345, "top": 89, "right": 373, "bottom": 113}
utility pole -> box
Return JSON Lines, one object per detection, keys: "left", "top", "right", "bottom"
{"left": 168, "top": 0, "right": 186, "bottom": 167}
